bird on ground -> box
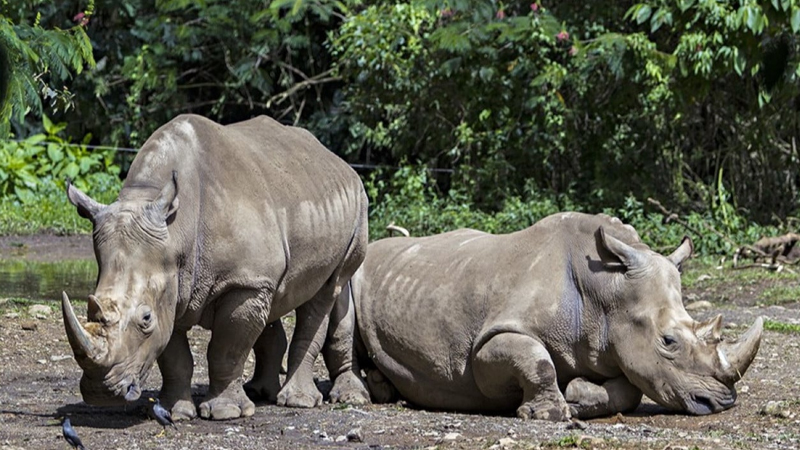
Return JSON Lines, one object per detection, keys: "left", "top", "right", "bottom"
{"left": 61, "top": 416, "right": 86, "bottom": 450}
{"left": 149, "top": 397, "right": 176, "bottom": 437}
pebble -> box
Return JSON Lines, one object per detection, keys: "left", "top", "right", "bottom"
{"left": 50, "top": 355, "right": 72, "bottom": 362}
{"left": 28, "top": 304, "right": 51, "bottom": 317}
{"left": 21, "top": 321, "right": 38, "bottom": 331}
{"left": 346, "top": 427, "right": 363, "bottom": 442}
{"left": 335, "top": 435, "right": 347, "bottom": 443}
{"left": 760, "top": 400, "right": 792, "bottom": 418}
{"left": 492, "top": 437, "right": 516, "bottom": 449}
{"left": 567, "top": 419, "right": 587, "bottom": 430}
{"left": 4, "top": 312, "right": 19, "bottom": 319}
{"left": 442, "top": 432, "right": 461, "bottom": 441}
{"left": 685, "top": 300, "right": 713, "bottom": 311}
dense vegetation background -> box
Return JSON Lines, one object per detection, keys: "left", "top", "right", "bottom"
{"left": 2, "top": 0, "right": 800, "bottom": 255}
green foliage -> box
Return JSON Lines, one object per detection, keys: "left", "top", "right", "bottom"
{"left": 0, "top": 1, "right": 96, "bottom": 137}
{"left": 0, "top": 116, "right": 120, "bottom": 204}
{"left": 764, "top": 319, "right": 800, "bottom": 334}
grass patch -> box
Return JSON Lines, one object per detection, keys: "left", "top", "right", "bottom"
{"left": 764, "top": 319, "right": 800, "bottom": 334}
{"left": 758, "top": 285, "right": 800, "bottom": 306}
{"left": 0, "top": 178, "right": 119, "bottom": 235}
{"left": 681, "top": 256, "right": 799, "bottom": 290}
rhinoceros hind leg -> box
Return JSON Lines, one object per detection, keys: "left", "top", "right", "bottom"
{"left": 276, "top": 291, "right": 331, "bottom": 408}
{"left": 565, "top": 376, "right": 642, "bottom": 419}
{"left": 244, "top": 320, "right": 287, "bottom": 403}
{"left": 325, "top": 281, "right": 370, "bottom": 405}
{"left": 474, "top": 332, "right": 570, "bottom": 422}
{"left": 158, "top": 330, "right": 197, "bottom": 420}
{"left": 201, "top": 290, "right": 266, "bottom": 420}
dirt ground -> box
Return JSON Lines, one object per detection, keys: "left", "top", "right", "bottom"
{"left": 1, "top": 235, "right": 799, "bottom": 449}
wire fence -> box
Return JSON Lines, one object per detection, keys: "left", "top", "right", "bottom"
{"left": 3, "top": 139, "right": 455, "bottom": 173}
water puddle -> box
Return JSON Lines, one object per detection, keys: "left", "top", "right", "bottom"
{"left": 0, "top": 259, "right": 97, "bottom": 301}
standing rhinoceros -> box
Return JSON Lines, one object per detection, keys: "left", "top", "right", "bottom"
{"left": 62, "top": 114, "right": 367, "bottom": 421}
{"left": 325, "top": 213, "right": 762, "bottom": 420}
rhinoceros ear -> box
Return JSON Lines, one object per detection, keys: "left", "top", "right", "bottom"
{"left": 667, "top": 235, "right": 693, "bottom": 270}
{"left": 150, "top": 171, "right": 179, "bottom": 224}
{"left": 66, "top": 180, "right": 105, "bottom": 221}
{"left": 598, "top": 226, "right": 646, "bottom": 271}
{"left": 695, "top": 314, "right": 722, "bottom": 342}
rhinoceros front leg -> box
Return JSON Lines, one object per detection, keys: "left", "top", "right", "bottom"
{"left": 157, "top": 330, "right": 197, "bottom": 421}
{"left": 200, "top": 290, "right": 267, "bottom": 420}
{"left": 276, "top": 285, "right": 336, "bottom": 408}
{"left": 243, "top": 320, "right": 287, "bottom": 403}
{"left": 565, "top": 376, "right": 642, "bottom": 419}
{"left": 324, "top": 282, "right": 370, "bottom": 405}
{"left": 473, "top": 332, "right": 570, "bottom": 421}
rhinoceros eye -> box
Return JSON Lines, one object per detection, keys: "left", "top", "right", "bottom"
{"left": 662, "top": 335, "right": 678, "bottom": 347}
{"left": 139, "top": 307, "right": 155, "bottom": 333}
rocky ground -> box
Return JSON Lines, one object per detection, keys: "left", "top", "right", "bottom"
{"left": 0, "top": 234, "right": 799, "bottom": 449}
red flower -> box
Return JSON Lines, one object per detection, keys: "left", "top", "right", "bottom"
{"left": 530, "top": 3, "right": 539, "bottom": 12}
{"left": 496, "top": 9, "right": 506, "bottom": 19}
{"left": 556, "top": 30, "right": 570, "bottom": 42}
{"left": 72, "top": 11, "right": 89, "bottom": 26}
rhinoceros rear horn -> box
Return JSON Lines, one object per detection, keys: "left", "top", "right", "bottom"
{"left": 62, "top": 292, "right": 100, "bottom": 360}
{"left": 150, "top": 170, "right": 179, "bottom": 223}
{"left": 66, "top": 181, "right": 106, "bottom": 220}
{"left": 598, "top": 226, "right": 646, "bottom": 271}
{"left": 718, "top": 316, "right": 763, "bottom": 383}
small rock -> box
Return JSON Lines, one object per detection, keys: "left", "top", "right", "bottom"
{"left": 37, "top": 359, "right": 47, "bottom": 365}
{"left": 4, "top": 312, "right": 19, "bottom": 319}
{"left": 346, "top": 427, "right": 363, "bottom": 442}
{"left": 739, "top": 384, "right": 750, "bottom": 394}
{"left": 28, "top": 304, "right": 51, "bottom": 317}
{"left": 496, "top": 437, "right": 516, "bottom": 448}
{"left": 685, "top": 300, "right": 713, "bottom": 311}
{"left": 760, "top": 400, "right": 791, "bottom": 418}
{"left": 335, "top": 435, "right": 347, "bottom": 443}
{"left": 442, "top": 432, "right": 461, "bottom": 441}
{"left": 21, "top": 321, "right": 38, "bottom": 331}
{"left": 696, "top": 274, "right": 713, "bottom": 282}
{"left": 567, "top": 419, "right": 587, "bottom": 430}
{"left": 50, "top": 355, "right": 72, "bottom": 362}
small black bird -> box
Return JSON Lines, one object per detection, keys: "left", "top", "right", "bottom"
{"left": 61, "top": 416, "right": 86, "bottom": 450}
{"left": 149, "top": 398, "right": 176, "bottom": 437}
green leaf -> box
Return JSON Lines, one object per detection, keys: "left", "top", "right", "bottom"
{"left": 42, "top": 114, "right": 54, "bottom": 134}
{"left": 792, "top": 8, "right": 800, "bottom": 33}
{"left": 47, "top": 144, "right": 65, "bottom": 163}
{"left": 635, "top": 5, "right": 652, "bottom": 25}
{"left": 64, "top": 162, "right": 80, "bottom": 180}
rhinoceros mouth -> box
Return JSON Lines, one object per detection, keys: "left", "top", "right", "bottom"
{"left": 686, "top": 391, "right": 736, "bottom": 415}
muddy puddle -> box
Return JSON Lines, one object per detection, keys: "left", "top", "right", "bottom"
{"left": 0, "top": 259, "right": 96, "bottom": 300}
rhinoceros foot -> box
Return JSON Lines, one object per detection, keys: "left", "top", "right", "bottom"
{"left": 366, "top": 369, "right": 398, "bottom": 404}
{"left": 276, "top": 378, "right": 323, "bottom": 408}
{"left": 169, "top": 399, "right": 198, "bottom": 421}
{"left": 329, "top": 371, "right": 370, "bottom": 405}
{"left": 516, "top": 397, "right": 571, "bottom": 422}
{"left": 199, "top": 388, "right": 255, "bottom": 420}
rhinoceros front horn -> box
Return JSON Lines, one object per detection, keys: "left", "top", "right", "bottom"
{"left": 718, "top": 316, "right": 763, "bottom": 383}
{"left": 62, "top": 291, "right": 100, "bottom": 360}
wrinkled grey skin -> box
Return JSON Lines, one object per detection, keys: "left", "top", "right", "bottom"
{"left": 62, "top": 114, "right": 367, "bottom": 421}
{"left": 325, "top": 213, "right": 762, "bottom": 420}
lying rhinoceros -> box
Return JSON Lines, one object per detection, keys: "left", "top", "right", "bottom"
{"left": 62, "top": 114, "right": 367, "bottom": 420}
{"left": 324, "top": 212, "right": 762, "bottom": 420}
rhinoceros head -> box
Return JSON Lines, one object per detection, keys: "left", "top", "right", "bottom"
{"left": 598, "top": 227, "right": 762, "bottom": 415}
{"left": 62, "top": 174, "right": 180, "bottom": 405}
